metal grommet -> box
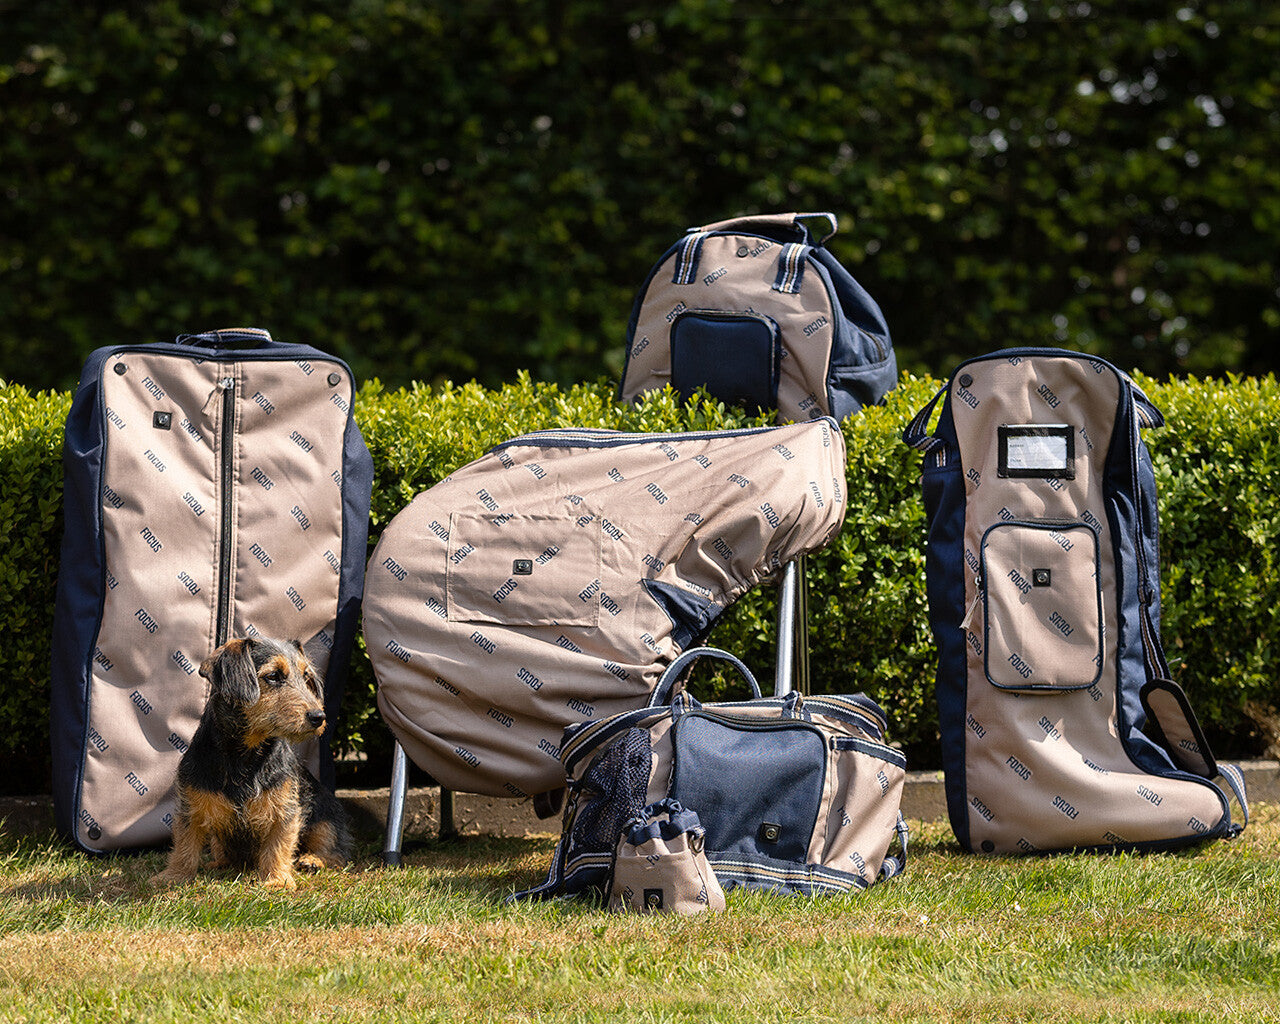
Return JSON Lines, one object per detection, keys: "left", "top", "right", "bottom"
{"left": 959, "top": 373, "right": 973, "bottom": 388}
{"left": 87, "top": 825, "right": 102, "bottom": 841}
{"left": 327, "top": 372, "right": 341, "bottom": 387}
{"left": 736, "top": 244, "right": 750, "bottom": 257}
{"left": 113, "top": 362, "right": 127, "bottom": 375}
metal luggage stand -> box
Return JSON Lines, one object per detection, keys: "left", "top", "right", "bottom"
{"left": 380, "top": 556, "right": 809, "bottom": 866}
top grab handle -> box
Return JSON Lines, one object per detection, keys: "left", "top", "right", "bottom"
{"left": 174, "top": 327, "right": 276, "bottom": 350}
{"left": 690, "top": 211, "right": 839, "bottom": 246}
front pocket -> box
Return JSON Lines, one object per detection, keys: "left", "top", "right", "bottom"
{"left": 981, "top": 521, "right": 1103, "bottom": 692}
{"left": 446, "top": 513, "right": 601, "bottom": 627}
{"left": 670, "top": 711, "right": 824, "bottom": 863}
{"left": 670, "top": 309, "right": 780, "bottom": 412}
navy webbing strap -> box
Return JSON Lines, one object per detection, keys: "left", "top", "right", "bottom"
{"left": 672, "top": 231, "right": 709, "bottom": 285}
{"left": 771, "top": 242, "right": 809, "bottom": 294}
{"left": 902, "top": 382, "right": 949, "bottom": 455}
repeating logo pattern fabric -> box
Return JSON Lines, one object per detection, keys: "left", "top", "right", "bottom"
{"left": 943, "top": 355, "right": 1228, "bottom": 852}
{"left": 365, "top": 419, "right": 847, "bottom": 799}
{"left": 79, "top": 352, "right": 352, "bottom": 850}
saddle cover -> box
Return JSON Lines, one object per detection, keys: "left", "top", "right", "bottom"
{"left": 904, "top": 348, "right": 1247, "bottom": 853}
{"left": 618, "top": 212, "right": 896, "bottom": 422}
{"left": 51, "top": 328, "right": 374, "bottom": 852}
{"left": 364, "top": 418, "right": 847, "bottom": 800}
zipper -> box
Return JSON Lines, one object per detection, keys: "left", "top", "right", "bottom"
{"left": 676, "top": 308, "right": 779, "bottom": 331}
{"left": 215, "top": 374, "right": 237, "bottom": 645}
{"left": 490, "top": 423, "right": 806, "bottom": 452}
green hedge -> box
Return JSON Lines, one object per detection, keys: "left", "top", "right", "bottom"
{"left": 4, "top": 2, "right": 1280, "bottom": 392}
{"left": 1, "top": 371, "right": 1277, "bottom": 790}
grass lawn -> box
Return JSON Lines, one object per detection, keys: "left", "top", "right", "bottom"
{"left": 1, "top": 806, "right": 1277, "bottom": 1023}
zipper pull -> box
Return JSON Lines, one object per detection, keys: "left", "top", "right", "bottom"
{"left": 960, "top": 575, "right": 982, "bottom": 632}
{"left": 202, "top": 376, "right": 236, "bottom": 414}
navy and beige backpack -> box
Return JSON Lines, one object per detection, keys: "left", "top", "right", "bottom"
{"left": 904, "top": 348, "right": 1247, "bottom": 853}
{"left": 618, "top": 212, "right": 896, "bottom": 422}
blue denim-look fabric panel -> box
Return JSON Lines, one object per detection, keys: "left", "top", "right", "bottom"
{"left": 670, "top": 711, "right": 825, "bottom": 864}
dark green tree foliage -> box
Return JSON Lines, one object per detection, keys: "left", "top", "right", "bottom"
{"left": 2, "top": 1, "right": 1277, "bottom": 391}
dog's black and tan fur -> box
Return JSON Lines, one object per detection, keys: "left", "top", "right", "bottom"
{"left": 153, "top": 637, "right": 351, "bottom": 889}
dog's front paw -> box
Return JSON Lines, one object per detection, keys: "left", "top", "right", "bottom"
{"left": 150, "top": 867, "right": 193, "bottom": 888}
{"left": 260, "top": 870, "right": 299, "bottom": 891}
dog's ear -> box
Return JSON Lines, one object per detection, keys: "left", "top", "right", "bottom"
{"left": 289, "top": 638, "right": 324, "bottom": 697}
{"left": 201, "top": 638, "right": 260, "bottom": 706}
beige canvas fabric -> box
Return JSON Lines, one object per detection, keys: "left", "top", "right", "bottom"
{"left": 366, "top": 419, "right": 847, "bottom": 799}
{"left": 948, "top": 355, "right": 1226, "bottom": 852}
{"left": 621, "top": 233, "right": 842, "bottom": 421}
{"left": 76, "top": 349, "right": 352, "bottom": 851}
{"left": 557, "top": 688, "right": 907, "bottom": 893}
{"left": 608, "top": 807, "right": 726, "bottom": 915}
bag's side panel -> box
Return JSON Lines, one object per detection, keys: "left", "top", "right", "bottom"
{"left": 78, "top": 353, "right": 223, "bottom": 850}
{"left": 952, "top": 355, "right": 1226, "bottom": 852}
{"left": 808, "top": 247, "right": 897, "bottom": 420}
{"left": 918, "top": 396, "right": 973, "bottom": 848}
{"left": 327, "top": 377, "right": 374, "bottom": 788}
{"left": 51, "top": 351, "right": 113, "bottom": 844}
{"left": 815, "top": 734, "right": 906, "bottom": 884}
{"left": 622, "top": 234, "right": 838, "bottom": 421}
{"left": 367, "top": 419, "right": 847, "bottom": 798}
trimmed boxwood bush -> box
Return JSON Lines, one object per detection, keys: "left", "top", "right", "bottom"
{"left": 1, "top": 370, "right": 1276, "bottom": 792}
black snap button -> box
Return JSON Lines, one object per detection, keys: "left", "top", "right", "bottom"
{"left": 88, "top": 825, "right": 102, "bottom": 841}
{"left": 512, "top": 559, "right": 533, "bottom": 576}
{"left": 327, "top": 372, "right": 341, "bottom": 387}
{"left": 153, "top": 411, "right": 172, "bottom": 430}
{"left": 113, "top": 362, "right": 127, "bottom": 375}
{"left": 1033, "top": 568, "right": 1052, "bottom": 587}
{"left": 981, "top": 839, "right": 995, "bottom": 853}
{"left": 959, "top": 373, "right": 973, "bottom": 388}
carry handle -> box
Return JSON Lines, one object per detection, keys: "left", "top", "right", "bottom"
{"left": 902, "top": 381, "right": 949, "bottom": 454}
{"left": 1128, "top": 378, "right": 1165, "bottom": 430}
{"left": 692, "top": 211, "right": 838, "bottom": 246}
{"left": 174, "top": 327, "right": 275, "bottom": 350}
{"left": 1140, "top": 677, "right": 1249, "bottom": 831}
{"left": 648, "top": 646, "right": 762, "bottom": 708}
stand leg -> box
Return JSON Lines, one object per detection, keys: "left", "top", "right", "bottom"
{"left": 439, "top": 788, "right": 457, "bottom": 839}
{"left": 382, "top": 740, "right": 409, "bottom": 867}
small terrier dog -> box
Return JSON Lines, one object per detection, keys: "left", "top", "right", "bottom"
{"left": 153, "top": 636, "right": 352, "bottom": 889}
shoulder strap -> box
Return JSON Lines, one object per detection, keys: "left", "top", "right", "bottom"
{"left": 902, "top": 381, "right": 949, "bottom": 454}
{"left": 878, "top": 813, "right": 910, "bottom": 882}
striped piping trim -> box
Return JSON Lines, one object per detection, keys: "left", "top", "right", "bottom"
{"left": 832, "top": 734, "right": 908, "bottom": 770}
{"left": 489, "top": 423, "right": 802, "bottom": 453}
{"left": 771, "top": 242, "right": 808, "bottom": 294}
{"left": 708, "top": 856, "right": 868, "bottom": 894}
{"left": 673, "top": 232, "right": 709, "bottom": 285}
